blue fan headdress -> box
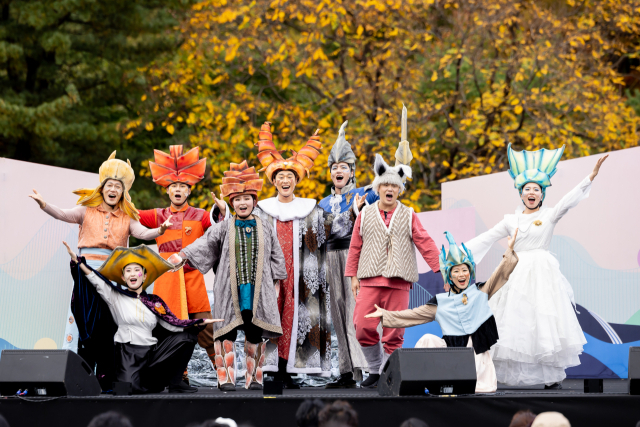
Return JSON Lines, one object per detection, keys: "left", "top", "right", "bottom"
{"left": 507, "top": 143, "right": 564, "bottom": 199}
{"left": 439, "top": 231, "right": 476, "bottom": 288}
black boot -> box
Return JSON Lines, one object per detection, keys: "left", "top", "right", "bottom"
{"left": 168, "top": 380, "right": 198, "bottom": 393}
{"left": 325, "top": 372, "right": 357, "bottom": 389}
{"left": 278, "top": 357, "right": 300, "bottom": 389}
{"left": 360, "top": 374, "right": 380, "bottom": 389}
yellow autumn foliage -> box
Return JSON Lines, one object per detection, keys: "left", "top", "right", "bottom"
{"left": 131, "top": 0, "right": 640, "bottom": 211}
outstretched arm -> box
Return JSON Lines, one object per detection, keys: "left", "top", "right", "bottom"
{"left": 365, "top": 303, "right": 437, "bottom": 328}
{"left": 550, "top": 155, "right": 608, "bottom": 224}
{"left": 412, "top": 212, "right": 440, "bottom": 273}
{"left": 210, "top": 192, "right": 230, "bottom": 224}
{"left": 463, "top": 218, "right": 510, "bottom": 265}
{"left": 64, "top": 241, "right": 113, "bottom": 302}
{"left": 481, "top": 229, "right": 519, "bottom": 299}
{"left": 63, "top": 241, "right": 92, "bottom": 276}
{"left": 31, "top": 189, "right": 87, "bottom": 224}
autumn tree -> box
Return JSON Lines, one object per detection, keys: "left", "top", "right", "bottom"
{"left": 130, "top": 0, "right": 639, "bottom": 211}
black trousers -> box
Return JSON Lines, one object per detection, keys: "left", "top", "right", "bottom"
{"left": 218, "top": 310, "right": 263, "bottom": 345}
{"left": 115, "top": 327, "right": 199, "bottom": 394}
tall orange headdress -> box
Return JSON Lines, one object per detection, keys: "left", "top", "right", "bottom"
{"left": 255, "top": 122, "right": 322, "bottom": 183}
{"left": 220, "top": 160, "right": 264, "bottom": 202}
{"left": 149, "top": 145, "right": 206, "bottom": 188}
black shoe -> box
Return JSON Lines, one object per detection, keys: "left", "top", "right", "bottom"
{"left": 168, "top": 381, "right": 198, "bottom": 393}
{"left": 218, "top": 383, "right": 236, "bottom": 392}
{"left": 360, "top": 374, "right": 380, "bottom": 388}
{"left": 325, "top": 373, "right": 357, "bottom": 389}
{"left": 544, "top": 382, "right": 563, "bottom": 390}
{"left": 249, "top": 382, "right": 263, "bottom": 390}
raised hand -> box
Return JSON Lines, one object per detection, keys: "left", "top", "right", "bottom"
{"left": 508, "top": 228, "right": 519, "bottom": 251}
{"left": 159, "top": 215, "right": 173, "bottom": 234}
{"left": 28, "top": 189, "right": 46, "bottom": 209}
{"left": 211, "top": 192, "right": 227, "bottom": 217}
{"left": 589, "top": 154, "right": 608, "bottom": 182}
{"left": 63, "top": 241, "right": 78, "bottom": 263}
{"left": 364, "top": 304, "right": 384, "bottom": 319}
{"left": 354, "top": 193, "right": 366, "bottom": 211}
{"left": 167, "top": 253, "right": 183, "bottom": 265}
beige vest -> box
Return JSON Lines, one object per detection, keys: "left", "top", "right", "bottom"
{"left": 357, "top": 201, "right": 419, "bottom": 283}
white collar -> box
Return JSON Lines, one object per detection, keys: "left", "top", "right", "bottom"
{"left": 258, "top": 196, "right": 316, "bottom": 221}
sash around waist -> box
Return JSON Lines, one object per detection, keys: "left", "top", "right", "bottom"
{"left": 327, "top": 237, "right": 352, "bottom": 252}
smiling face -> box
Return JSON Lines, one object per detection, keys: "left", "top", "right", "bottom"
{"left": 121, "top": 263, "right": 147, "bottom": 291}
{"left": 521, "top": 182, "right": 543, "bottom": 210}
{"left": 450, "top": 264, "right": 470, "bottom": 290}
{"left": 231, "top": 194, "right": 257, "bottom": 218}
{"left": 331, "top": 162, "right": 353, "bottom": 190}
{"left": 274, "top": 170, "right": 298, "bottom": 199}
{"left": 378, "top": 183, "right": 400, "bottom": 206}
{"left": 167, "top": 182, "right": 191, "bottom": 207}
{"left": 102, "top": 179, "right": 124, "bottom": 207}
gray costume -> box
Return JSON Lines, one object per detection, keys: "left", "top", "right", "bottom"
{"left": 181, "top": 216, "right": 287, "bottom": 340}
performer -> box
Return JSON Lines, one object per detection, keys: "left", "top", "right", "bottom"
{"left": 366, "top": 230, "right": 519, "bottom": 393}
{"left": 250, "top": 122, "right": 331, "bottom": 386}
{"left": 317, "top": 121, "right": 378, "bottom": 388}
{"left": 63, "top": 242, "right": 219, "bottom": 394}
{"left": 28, "top": 151, "right": 170, "bottom": 389}
{"left": 464, "top": 145, "right": 608, "bottom": 388}
{"left": 139, "top": 145, "right": 220, "bottom": 368}
{"left": 345, "top": 152, "right": 441, "bottom": 389}
{"left": 168, "top": 160, "right": 286, "bottom": 391}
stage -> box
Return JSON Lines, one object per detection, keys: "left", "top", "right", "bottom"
{"left": 0, "top": 380, "right": 637, "bottom": 427}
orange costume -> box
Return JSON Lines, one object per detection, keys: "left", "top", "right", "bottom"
{"left": 138, "top": 145, "right": 220, "bottom": 361}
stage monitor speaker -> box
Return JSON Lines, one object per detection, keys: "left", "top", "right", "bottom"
{"left": 378, "top": 347, "right": 476, "bottom": 396}
{"left": 0, "top": 350, "right": 101, "bottom": 397}
{"left": 629, "top": 347, "right": 640, "bottom": 395}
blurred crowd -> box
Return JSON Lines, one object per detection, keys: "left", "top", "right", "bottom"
{"left": 0, "top": 401, "right": 583, "bottom": 427}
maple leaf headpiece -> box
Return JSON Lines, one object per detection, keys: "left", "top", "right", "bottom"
{"left": 149, "top": 145, "right": 207, "bottom": 188}
{"left": 255, "top": 121, "right": 322, "bottom": 183}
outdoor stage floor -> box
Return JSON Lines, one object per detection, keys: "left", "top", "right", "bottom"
{"left": 0, "top": 379, "right": 637, "bottom": 427}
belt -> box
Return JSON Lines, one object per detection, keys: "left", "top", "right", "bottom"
{"left": 327, "top": 237, "right": 352, "bottom": 252}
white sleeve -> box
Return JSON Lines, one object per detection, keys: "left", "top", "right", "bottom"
{"left": 549, "top": 175, "right": 592, "bottom": 224}
{"left": 157, "top": 319, "right": 183, "bottom": 332}
{"left": 85, "top": 272, "right": 114, "bottom": 304}
{"left": 463, "top": 218, "right": 510, "bottom": 265}
{"left": 210, "top": 202, "right": 231, "bottom": 224}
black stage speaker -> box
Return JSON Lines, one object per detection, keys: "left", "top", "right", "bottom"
{"left": 584, "top": 379, "right": 603, "bottom": 393}
{"left": 378, "top": 347, "right": 476, "bottom": 396}
{"left": 0, "top": 350, "right": 101, "bottom": 397}
{"left": 629, "top": 347, "right": 640, "bottom": 395}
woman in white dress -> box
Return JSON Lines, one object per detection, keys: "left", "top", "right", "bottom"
{"left": 464, "top": 144, "right": 608, "bottom": 388}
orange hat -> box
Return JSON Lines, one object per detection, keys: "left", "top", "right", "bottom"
{"left": 220, "top": 160, "right": 264, "bottom": 201}
{"left": 255, "top": 122, "right": 322, "bottom": 183}
{"left": 149, "top": 145, "right": 206, "bottom": 187}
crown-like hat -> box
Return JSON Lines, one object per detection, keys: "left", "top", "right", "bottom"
{"left": 148, "top": 145, "right": 206, "bottom": 188}
{"left": 220, "top": 160, "right": 263, "bottom": 201}
{"left": 508, "top": 143, "right": 564, "bottom": 197}
{"left": 256, "top": 122, "right": 322, "bottom": 183}
{"left": 97, "top": 245, "right": 174, "bottom": 291}
{"left": 439, "top": 231, "right": 476, "bottom": 287}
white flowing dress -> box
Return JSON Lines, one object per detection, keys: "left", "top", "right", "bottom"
{"left": 465, "top": 175, "right": 592, "bottom": 386}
